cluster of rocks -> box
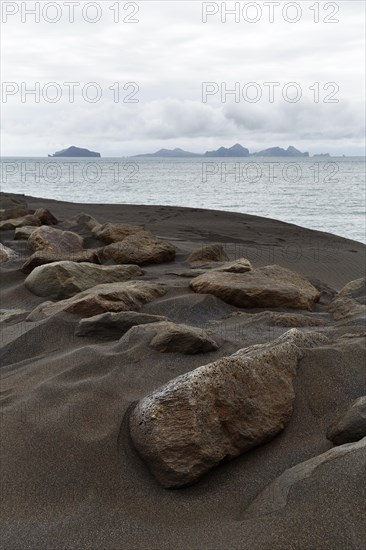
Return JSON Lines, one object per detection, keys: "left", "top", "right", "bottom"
{"left": 1, "top": 194, "right": 365, "bottom": 490}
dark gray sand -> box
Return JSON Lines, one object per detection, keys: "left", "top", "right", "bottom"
{"left": 1, "top": 195, "right": 365, "bottom": 549}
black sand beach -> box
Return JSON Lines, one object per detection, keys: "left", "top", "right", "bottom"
{"left": 1, "top": 194, "right": 365, "bottom": 549}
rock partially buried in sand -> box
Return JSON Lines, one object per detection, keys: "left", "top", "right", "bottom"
{"left": 121, "top": 321, "right": 219, "bottom": 354}
{"left": 27, "top": 281, "right": 167, "bottom": 321}
{"left": 0, "top": 243, "right": 19, "bottom": 263}
{"left": 129, "top": 329, "right": 327, "bottom": 488}
{"left": 187, "top": 244, "right": 229, "bottom": 267}
{"left": 34, "top": 208, "right": 58, "bottom": 226}
{"left": 92, "top": 222, "right": 144, "bottom": 243}
{"left": 0, "top": 194, "right": 28, "bottom": 221}
{"left": 243, "top": 437, "right": 366, "bottom": 517}
{"left": 327, "top": 278, "right": 366, "bottom": 321}
{"left": 0, "top": 214, "right": 41, "bottom": 231}
{"left": 102, "top": 231, "right": 176, "bottom": 266}
{"left": 190, "top": 265, "right": 320, "bottom": 311}
{"left": 327, "top": 396, "right": 366, "bottom": 445}
{"left": 28, "top": 226, "right": 84, "bottom": 254}
{"left": 21, "top": 250, "right": 101, "bottom": 274}
{"left": 24, "top": 261, "right": 144, "bottom": 299}
{"left": 212, "top": 258, "right": 252, "bottom": 273}
{"left": 14, "top": 226, "right": 38, "bottom": 240}
{"left": 75, "top": 311, "right": 168, "bottom": 340}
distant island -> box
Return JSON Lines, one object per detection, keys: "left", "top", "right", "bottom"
{"left": 133, "top": 144, "right": 322, "bottom": 158}
{"left": 49, "top": 146, "right": 101, "bottom": 158}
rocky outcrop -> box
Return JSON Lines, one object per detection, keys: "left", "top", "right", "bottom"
{"left": 21, "top": 249, "right": 101, "bottom": 274}
{"left": 327, "top": 396, "right": 366, "bottom": 445}
{"left": 75, "top": 311, "right": 168, "bottom": 340}
{"left": 34, "top": 208, "right": 58, "bottom": 225}
{"left": 102, "top": 231, "right": 176, "bottom": 266}
{"left": 92, "top": 222, "right": 144, "bottom": 243}
{"left": 328, "top": 278, "right": 366, "bottom": 320}
{"left": 0, "top": 243, "right": 18, "bottom": 264}
{"left": 24, "top": 261, "right": 143, "bottom": 299}
{"left": 129, "top": 329, "right": 327, "bottom": 488}
{"left": 244, "top": 437, "right": 366, "bottom": 517}
{"left": 190, "top": 265, "right": 320, "bottom": 311}
{"left": 187, "top": 244, "right": 229, "bottom": 267}
{"left": 121, "top": 321, "right": 219, "bottom": 354}
{"left": 49, "top": 146, "right": 101, "bottom": 158}
{"left": 28, "top": 226, "right": 84, "bottom": 254}
{"left": 27, "top": 281, "right": 167, "bottom": 321}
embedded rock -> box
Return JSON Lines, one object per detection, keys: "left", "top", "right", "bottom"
{"left": 27, "top": 281, "right": 167, "bottom": 321}
{"left": 34, "top": 208, "right": 58, "bottom": 226}
{"left": 187, "top": 244, "right": 229, "bottom": 267}
{"left": 24, "top": 261, "right": 143, "bottom": 299}
{"left": 21, "top": 249, "right": 101, "bottom": 274}
{"left": 121, "top": 321, "right": 219, "bottom": 354}
{"left": 102, "top": 231, "right": 176, "bottom": 265}
{"left": 92, "top": 222, "right": 144, "bottom": 244}
{"left": 0, "top": 194, "right": 28, "bottom": 220}
{"left": 328, "top": 278, "right": 366, "bottom": 320}
{"left": 0, "top": 214, "right": 41, "bottom": 231}
{"left": 28, "top": 226, "right": 84, "bottom": 254}
{"left": 75, "top": 311, "right": 168, "bottom": 340}
{"left": 0, "top": 243, "right": 19, "bottom": 263}
{"left": 14, "top": 226, "right": 38, "bottom": 240}
{"left": 129, "top": 329, "right": 326, "bottom": 488}
{"left": 327, "top": 396, "right": 366, "bottom": 445}
{"left": 190, "top": 265, "right": 320, "bottom": 311}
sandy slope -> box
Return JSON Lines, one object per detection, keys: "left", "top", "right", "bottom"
{"left": 0, "top": 195, "right": 365, "bottom": 549}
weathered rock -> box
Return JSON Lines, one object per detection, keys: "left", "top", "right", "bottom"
{"left": 190, "top": 265, "right": 320, "bottom": 311}
{"left": 0, "top": 194, "right": 28, "bottom": 220}
{"left": 0, "top": 243, "right": 18, "bottom": 263}
{"left": 328, "top": 278, "right": 366, "bottom": 320}
{"left": 213, "top": 258, "right": 252, "bottom": 273}
{"left": 14, "top": 226, "right": 37, "bottom": 240}
{"left": 226, "top": 311, "right": 327, "bottom": 328}
{"left": 21, "top": 250, "right": 101, "bottom": 275}
{"left": 244, "top": 437, "right": 366, "bottom": 517}
{"left": 75, "top": 311, "right": 168, "bottom": 340}
{"left": 121, "top": 321, "right": 219, "bottom": 354}
{"left": 129, "top": 329, "right": 326, "bottom": 488}
{"left": 0, "top": 214, "right": 41, "bottom": 231}
{"left": 102, "top": 231, "right": 176, "bottom": 266}
{"left": 62, "top": 213, "right": 100, "bottom": 233}
{"left": 0, "top": 309, "right": 29, "bottom": 323}
{"left": 92, "top": 222, "right": 144, "bottom": 243}
{"left": 34, "top": 208, "right": 58, "bottom": 225}
{"left": 327, "top": 396, "right": 366, "bottom": 445}
{"left": 27, "top": 281, "right": 167, "bottom": 321}
{"left": 28, "top": 226, "right": 84, "bottom": 254}
{"left": 187, "top": 244, "right": 229, "bottom": 267}
{"left": 24, "top": 261, "right": 144, "bottom": 299}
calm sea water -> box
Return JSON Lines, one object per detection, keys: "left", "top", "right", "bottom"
{"left": 1, "top": 156, "right": 365, "bottom": 243}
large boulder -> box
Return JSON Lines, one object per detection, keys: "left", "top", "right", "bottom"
{"left": 190, "top": 265, "right": 320, "bottom": 311}
{"left": 0, "top": 243, "right": 18, "bottom": 264}
{"left": 92, "top": 222, "right": 144, "bottom": 243}
{"left": 28, "top": 226, "right": 84, "bottom": 254}
{"left": 0, "top": 214, "right": 41, "bottom": 231}
{"left": 102, "top": 231, "right": 176, "bottom": 266}
{"left": 328, "top": 278, "right": 366, "bottom": 320}
{"left": 187, "top": 244, "right": 229, "bottom": 267}
{"left": 27, "top": 281, "right": 167, "bottom": 321}
{"left": 24, "top": 261, "right": 143, "bottom": 299}
{"left": 121, "top": 321, "right": 219, "bottom": 354}
{"left": 21, "top": 249, "right": 101, "bottom": 274}
{"left": 129, "top": 329, "right": 327, "bottom": 488}
{"left": 327, "top": 396, "right": 366, "bottom": 445}
{"left": 75, "top": 311, "right": 168, "bottom": 340}
{"left": 0, "top": 194, "right": 28, "bottom": 220}
{"left": 244, "top": 437, "right": 366, "bottom": 517}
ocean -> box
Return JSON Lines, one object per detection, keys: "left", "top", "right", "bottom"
{"left": 1, "top": 156, "right": 365, "bottom": 243}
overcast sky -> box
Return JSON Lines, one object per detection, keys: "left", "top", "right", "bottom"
{"left": 1, "top": 0, "right": 365, "bottom": 156}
